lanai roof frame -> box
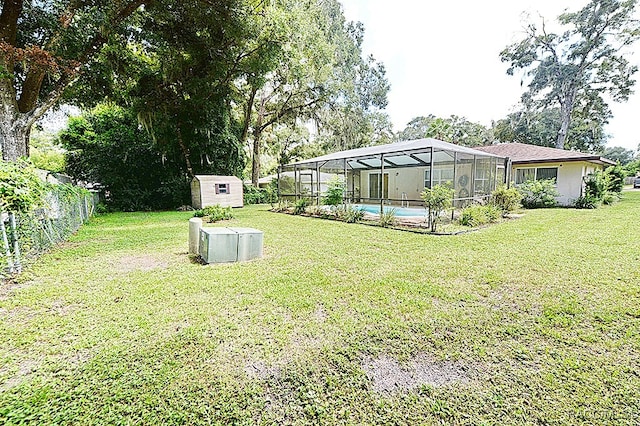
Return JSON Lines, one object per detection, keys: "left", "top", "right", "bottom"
{"left": 286, "top": 138, "right": 504, "bottom": 171}
{"left": 278, "top": 138, "right": 510, "bottom": 211}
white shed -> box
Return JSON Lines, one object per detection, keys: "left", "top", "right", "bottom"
{"left": 191, "top": 175, "right": 244, "bottom": 209}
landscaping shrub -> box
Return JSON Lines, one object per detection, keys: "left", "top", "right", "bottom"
{"left": 61, "top": 105, "right": 195, "bottom": 211}
{"left": 243, "top": 181, "right": 277, "bottom": 205}
{"left": 517, "top": 179, "right": 559, "bottom": 208}
{"left": 243, "top": 184, "right": 261, "bottom": 205}
{"left": 379, "top": 208, "right": 397, "bottom": 228}
{"left": 308, "top": 205, "right": 329, "bottom": 218}
{"left": 490, "top": 184, "right": 522, "bottom": 215}
{"left": 624, "top": 159, "right": 640, "bottom": 177}
{"left": 334, "top": 204, "right": 365, "bottom": 223}
{"left": 30, "top": 147, "right": 65, "bottom": 173}
{"left": 573, "top": 195, "right": 600, "bottom": 209}
{"left": 193, "top": 205, "right": 234, "bottom": 222}
{"left": 421, "top": 184, "right": 454, "bottom": 232}
{"left": 584, "top": 171, "right": 606, "bottom": 200}
{"left": 604, "top": 164, "right": 625, "bottom": 193}
{"left": 459, "top": 204, "right": 501, "bottom": 227}
{"left": 601, "top": 191, "right": 617, "bottom": 205}
{"left": 0, "top": 162, "right": 93, "bottom": 277}
{"left": 95, "top": 203, "right": 109, "bottom": 214}
{"left": 293, "top": 198, "right": 309, "bottom": 215}
{"left": 272, "top": 200, "right": 292, "bottom": 213}
{"left": 0, "top": 160, "right": 46, "bottom": 213}
{"left": 323, "top": 177, "right": 345, "bottom": 206}
{"left": 576, "top": 171, "right": 619, "bottom": 209}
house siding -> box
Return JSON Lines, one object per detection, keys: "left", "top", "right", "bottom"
{"left": 512, "top": 161, "right": 603, "bottom": 206}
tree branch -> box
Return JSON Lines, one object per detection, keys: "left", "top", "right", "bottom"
{"left": 240, "top": 85, "right": 258, "bottom": 145}
{"left": 21, "top": 1, "right": 150, "bottom": 117}
{"left": 0, "top": 0, "right": 22, "bottom": 44}
{"left": 261, "top": 94, "right": 325, "bottom": 131}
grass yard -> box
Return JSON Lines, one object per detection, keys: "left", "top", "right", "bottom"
{"left": 1, "top": 192, "right": 639, "bottom": 425}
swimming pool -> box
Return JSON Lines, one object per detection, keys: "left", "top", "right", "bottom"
{"left": 353, "top": 204, "right": 426, "bottom": 217}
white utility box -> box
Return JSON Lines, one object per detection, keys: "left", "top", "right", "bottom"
{"left": 198, "top": 227, "right": 263, "bottom": 264}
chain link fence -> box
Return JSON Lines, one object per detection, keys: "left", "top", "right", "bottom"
{"left": 1, "top": 190, "right": 95, "bottom": 279}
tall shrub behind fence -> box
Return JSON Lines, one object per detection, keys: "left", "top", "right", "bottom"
{"left": 1, "top": 161, "right": 93, "bottom": 279}
{"left": 1, "top": 188, "right": 93, "bottom": 278}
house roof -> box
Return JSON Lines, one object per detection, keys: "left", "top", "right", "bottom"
{"left": 474, "top": 143, "right": 616, "bottom": 166}
{"left": 285, "top": 138, "right": 505, "bottom": 170}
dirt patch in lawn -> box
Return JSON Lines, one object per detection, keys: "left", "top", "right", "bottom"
{"left": 49, "top": 298, "right": 80, "bottom": 316}
{"left": 0, "top": 280, "right": 29, "bottom": 301}
{"left": 0, "top": 359, "right": 41, "bottom": 391}
{"left": 118, "top": 254, "right": 169, "bottom": 272}
{"left": 0, "top": 305, "right": 38, "bottom": 323}
{"left": 362, "top": 354, "right": 470, "bottom": 393}
{"left": 0, "top": 349, "right": 92, "bottom": 392}
{"left": 313, "top": 304, "right": 327, "bottom": 322}
{"left": 244, "top": 360, "right": 282, "bottom": 380}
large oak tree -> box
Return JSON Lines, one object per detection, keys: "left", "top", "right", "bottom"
{"left": 0, "top": 0, "right": 151, "bottom": 161}
{"left": 501, "top": 0, "right": 640, "bottom": 149}
{"left": 238, "top": 0, "right": 389, "bottom": 185}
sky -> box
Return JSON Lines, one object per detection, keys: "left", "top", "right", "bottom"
{"left": 340, "top": 0, "right": 640, "bottom": 151}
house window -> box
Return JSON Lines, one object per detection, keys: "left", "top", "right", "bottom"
{"left": 515, "top": 168, "right": 535, "bottom": 184}
{"left": 515, "top": 167, "right": 558, "bottom": 184}
{"left": 215, "top": 183, "right": 229, "bottom": 194}
{"left": 424, "top": 168, "right": 453, "bottom": 188}
{"left": 536, "top": 167, "right": 558, "bottom": 181}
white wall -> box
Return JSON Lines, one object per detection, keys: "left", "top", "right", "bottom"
{"left": 512, "top": 161, "right": 603, "bottom": 206}
{"left": 361, "top": 167, "right": 428, "bottom": 201}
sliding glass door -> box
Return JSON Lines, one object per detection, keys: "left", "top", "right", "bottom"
{"left": 369, "top": 173, "right": 389, "bottom": 199}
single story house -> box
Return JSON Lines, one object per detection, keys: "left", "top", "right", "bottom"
{"left": 475, "top": 143, "right": 616, "bottom": 206}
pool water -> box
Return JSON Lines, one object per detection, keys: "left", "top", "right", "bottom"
{"left": 353, "top": 204, "right": 426, "bottom": 217}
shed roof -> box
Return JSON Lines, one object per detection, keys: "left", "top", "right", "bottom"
{"left": 286, "top": 138, "right": 505, "bottom": 170}
{"left": 193, "top": 175, "right": 242, "bottom": 183}
{"left": 475, "top": 143, "right": 615, "bottom": 166}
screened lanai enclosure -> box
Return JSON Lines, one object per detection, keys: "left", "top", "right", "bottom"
{"left": 278, "top": 138, "right": 510, "bottom": 210}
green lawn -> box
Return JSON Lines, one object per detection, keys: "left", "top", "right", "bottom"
{"left": 1, "top": 192, "right": 639, "bottom": 425}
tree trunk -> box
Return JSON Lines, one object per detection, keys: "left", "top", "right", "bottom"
{"left": 556, "top": 91, "right": 577, "bottom": 150}
{"left": 175, "top": 121, "right": 194, "bottom": 178}
{"left": 0, "top": 113, "right": 29, "bottom": 161}
{"left": 240, "top": 85, "right": 257, "bottom": 146}
{"left": 251, "top": 126, "right": 262, "bottom": 187}
{"left": 0, "top": 1, "right": 148, "bottom": 162}
{"left": 251, "top": 98, "right": 266, "bottom": 187}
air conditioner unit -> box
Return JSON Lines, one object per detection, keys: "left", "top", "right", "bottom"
{"left": 198, "top": 227, "right": 264, "bottom": 264}
{"left": 229, "top": 227, "right": 264, "bottom": 262}
{"left": 199, "top": 228, "right": 239, "bottom": 263}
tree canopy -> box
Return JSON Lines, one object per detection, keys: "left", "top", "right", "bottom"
{"left": 493, "top": 105, "right": 608, "bottom": 153}
{"left": 60, "top": 104, "right": 190, "bottom": 211}
{"left": 396, "top": 115, "right": 493, "bottom": 147}
{"left": 601, "top": 145, "right": 637, "bottom": 164}
{"left": 237, "top": 0, "right": 390, "bottom": 185}
{"left": 7, "top": 0, "right": 389, "bottom": 210}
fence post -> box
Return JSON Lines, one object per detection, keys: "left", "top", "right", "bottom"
{"left": 9, "top": 213, "right": 22, "bottom": 273}
{"left": 1, "top": 210, "right": 15, "bottom": 274}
